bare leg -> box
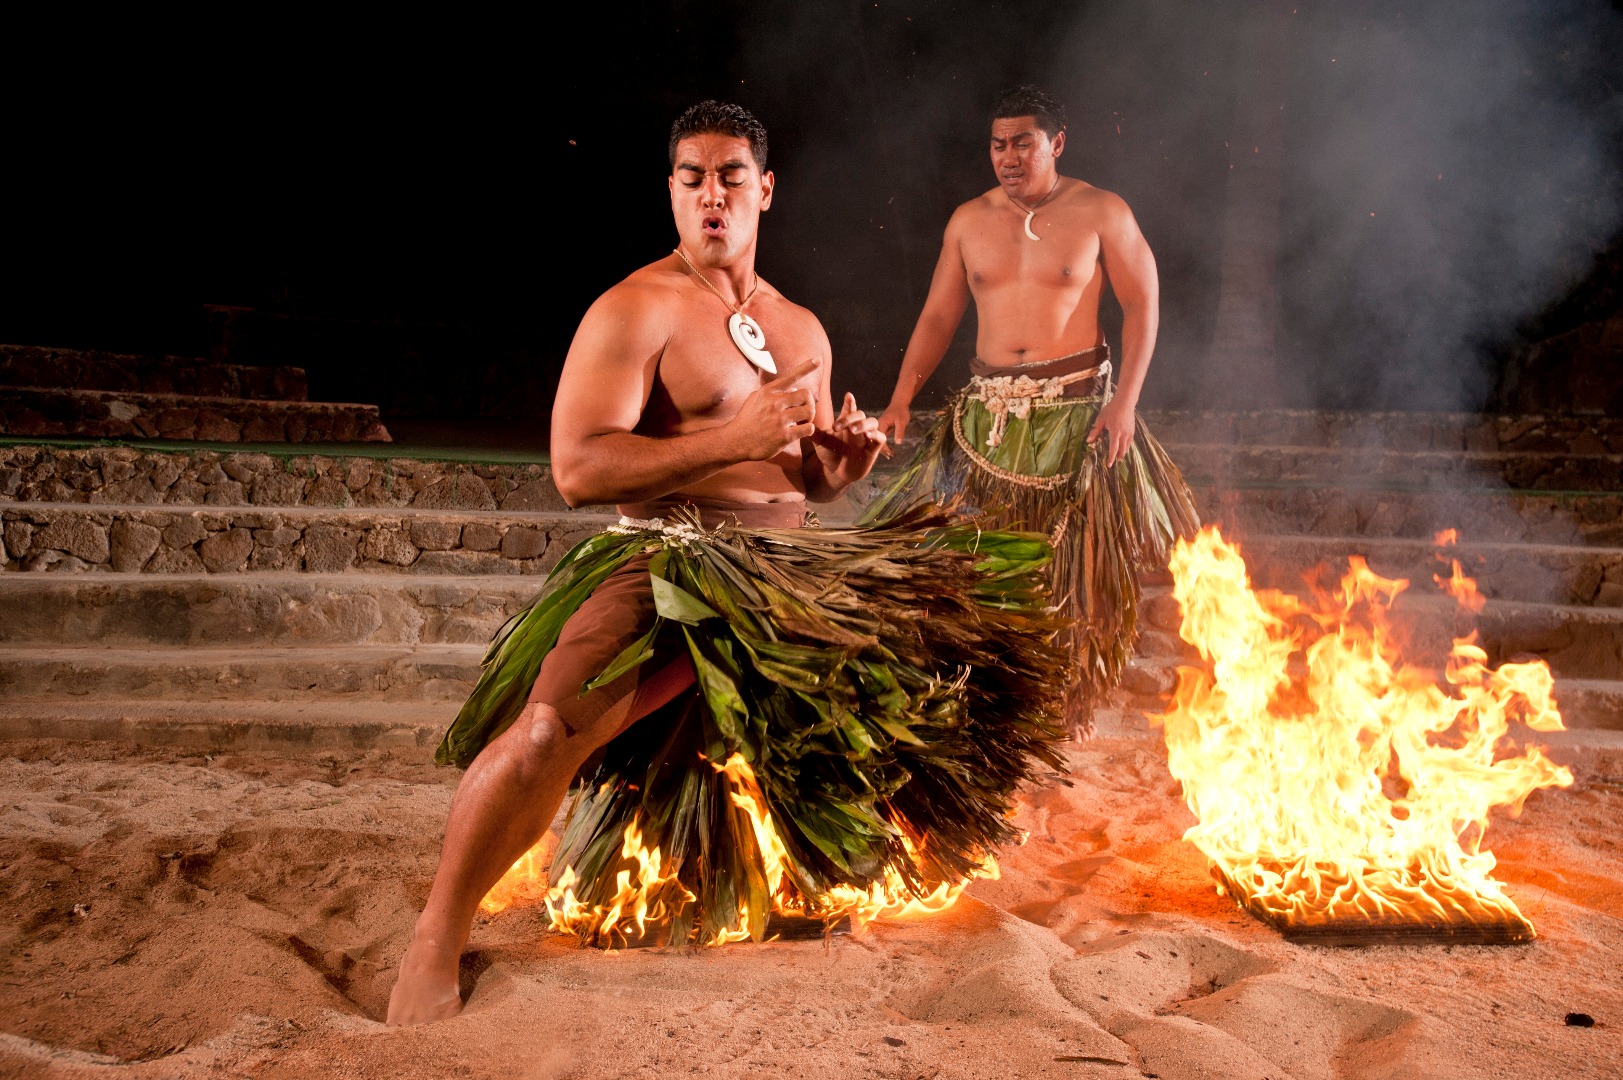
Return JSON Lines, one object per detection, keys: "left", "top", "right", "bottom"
{"left": 386, "top": 657, "right": 693, "bottom": 1025}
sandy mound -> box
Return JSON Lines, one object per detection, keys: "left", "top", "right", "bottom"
{"left": 1, "top": 710, "right": 1619, "bottom": 1079}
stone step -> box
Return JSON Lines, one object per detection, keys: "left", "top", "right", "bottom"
{"left": 0, "top": 344, "right": 308, "bottom": 402}
{"left": 1230, "top": 534, "right": 1623, "bottom": 607}
{"left": 0, "top": 444, "right": 560, "bottom": 511}
{"left": 1, "top": 561, "right": 1615, "bottom": 680}
{"left": 0, "top": 699, "right": 450, "bottom": 751}
{"left": 0, "top": 387, "right": 390, "bottom": 443}
{"left": 0, "top": 573, "right": 541, "bottom": 648}
{"left": 1139, "top": 408, "right": 1623, "bottom": 455}
{"left": 1119, "top": 653, "right": 1623, "bottom": 733}
{"left": 0, "top": 644, "right": 483, "bottom": 702}
{"left": 0, "top": 503, "right": 611, "bottom": 575}
{"left": 1171, "top": 444, "right": 1623, "bottom": 493}
{"left": 1132, "top": 584, "right": 1623, "bottom": 681}
{"left": 1197, "top": 486, "right": 1623, "bottom": 546}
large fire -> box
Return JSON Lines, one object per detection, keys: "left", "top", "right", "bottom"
{"left": 481, "top": 754, "right": 995, "bottom": 947}
{"left": 1157, "top": 526, "right": 1573, "bottom": 943}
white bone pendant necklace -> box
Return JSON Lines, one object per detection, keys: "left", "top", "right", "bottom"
{"left": 1007, "top": 175, "right": 1063, "bottom": 241}
{"left": 673, "top": 247, "right": 776, "bottom": 373}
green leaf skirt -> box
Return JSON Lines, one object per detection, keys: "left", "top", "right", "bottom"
{"left": 860, "top": 392, "right": 1200, "bottom": 731}
{"left": 436, "top": 502, "right": 1070, "bottom": 947}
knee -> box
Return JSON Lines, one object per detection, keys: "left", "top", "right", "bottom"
{"left": 502, "top": 703, "right": 568, "bottom": 775}
{"left": 505, "top": 701, "right": 603, "bottom": 777}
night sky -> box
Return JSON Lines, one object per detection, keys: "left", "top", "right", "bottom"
{"left": 6, "top": 1, "right": 1620, "bottom": 417}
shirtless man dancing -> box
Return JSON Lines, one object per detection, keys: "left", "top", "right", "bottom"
{"left": 865, "top": 85, "right": 1198, "bottom": 734}
{"left": 386, "top": 102, "right": 1070, "bottom": 1026}
{"left": 387, "top": 101, "right": 885, "bottom": 1025}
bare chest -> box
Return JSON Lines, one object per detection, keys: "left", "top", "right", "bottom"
{"left": 651, "top": 300, "right": 818, "bottom": 424}
{"left": 962, "top": 210, "right": 1102, "bottom": 293}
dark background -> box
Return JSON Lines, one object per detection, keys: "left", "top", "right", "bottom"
{"left": 5, "top": 1, "right": 1621, "bottom": 424}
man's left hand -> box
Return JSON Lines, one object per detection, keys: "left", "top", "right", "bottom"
{"left": 813, "top": 392, "right": 888, "bottom": 483}
{"left": 1086, "top": 398, "right": 1136, "bottom": 468}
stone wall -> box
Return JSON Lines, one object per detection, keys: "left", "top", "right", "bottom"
{"left": 0, "top": 388, "right": 389, "bottom": 443}
{"left": 0, "top": 447, "right": 565, "bottom": 512}
{"left": 0, "top": 344, "right": 307, "bottom": 401}
{"left": 1145, "top": 408, "right": 1623, "bottom": 454}
{"left": 0, "top": 505, "right": 604, "bottom": 576}
{"left": 1496, "top": 314, "right": 1623, "bottom": 418}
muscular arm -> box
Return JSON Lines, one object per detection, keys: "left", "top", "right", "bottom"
{"left": 879, "top": 213, "right": 972, "bottom": 442}
{"left": 550, "top": 286, "right": 812, "bottom": 507}
{"left": 1098, "top": 195, "right": 1159, "bottom": 408}
{"left": 1089, "top": 196, "right": 1160, "bottom": 465}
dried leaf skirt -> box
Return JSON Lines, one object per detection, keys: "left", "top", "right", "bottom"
{"left": 436, "top": 504, "right": 1070, "bottom": 946}
{"left": 861, "top": 393, "right": 1200, "bottom": 731}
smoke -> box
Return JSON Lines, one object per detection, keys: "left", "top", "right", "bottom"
{"left": 1282, "top": 1, "right": 1622, "bottom": 411}
{"left": 1041, "top": 0, "right": 1623, "bottom": 412}
{"left": 717, "top": 1, "right": 1078, "bottom": 410}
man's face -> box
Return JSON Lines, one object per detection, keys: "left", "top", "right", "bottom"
{"left": 990, "top": 115, "right": 1065, "bottom": 201}
{"left": 669, "top": 133, "right": 774, "bottom": 265}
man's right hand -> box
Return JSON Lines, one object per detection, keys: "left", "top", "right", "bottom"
{"left": 877, "top": 401, "right": 911, "bottom": 446}
{"left": 729, "top": 357, "right": 821, "bottom": 461}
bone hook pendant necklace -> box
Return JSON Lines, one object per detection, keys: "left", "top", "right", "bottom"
{"left": 1007, "top": 175, "right": 1063, "bottom": 241}
{"left": 673, "top": 247, "right": 777, "bottom": 374}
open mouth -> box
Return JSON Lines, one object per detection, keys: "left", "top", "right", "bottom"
{"left": 702, "top": 216, "right": 726, "bottom": 237}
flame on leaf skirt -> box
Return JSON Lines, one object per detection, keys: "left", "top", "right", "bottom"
{"left": 436, "top": 503, "right": 1070, "bottom": 946}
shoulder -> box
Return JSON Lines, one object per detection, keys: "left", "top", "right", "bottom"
{"left": 962, "top": 190, "right": 1005, "bottom": 220}
{"left": 1066, "top": 181, "right": 1136, "bottom": 225}
{"left": 566, "top": 258, "right": 691, "bottom": 364}
{"left": 586, "top": 258, "right": 685, "bottom": 318}
{"left": 943, "top": 192, "right": 999, "bottom": 239}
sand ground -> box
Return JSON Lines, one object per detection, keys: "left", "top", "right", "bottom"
{"left": 1, "top": 710, "right": 1619, "bottom": 1080}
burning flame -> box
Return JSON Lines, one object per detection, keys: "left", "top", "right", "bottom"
{"left": 479, "top": 753, "right": 996, "bottom": 946}
{"left": 478, "top": 839, "right": 552, "bottom": 915}
{"left": 713, "top": 753, "right": 995, "bottom": 939}
{"left": 1157, "top": 526, "right": 1573, "bottom": 933}
{"left": 1432, "top": 528, "right": 1486, "bottom": 612}
{"left": 542, "top": 818, "right": 695, "bottom": 948}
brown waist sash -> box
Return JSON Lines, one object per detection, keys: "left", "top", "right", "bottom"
{"left": 969, "top": 345, "right": 1111, "bottom": 397}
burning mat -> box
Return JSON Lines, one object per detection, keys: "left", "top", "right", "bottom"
{"left": 1157, "top": 527, "right": 1573, "bottom": 945}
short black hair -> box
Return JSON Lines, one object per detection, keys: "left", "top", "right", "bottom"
{"left": 668, "top": 101, "right": 768, "bottom": 170}
{"left": 990, "top": 86, "right": 1068, "bottom": 140}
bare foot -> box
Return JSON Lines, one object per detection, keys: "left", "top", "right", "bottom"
{"left": 386, "top": 936, "right": 464, "bottom": 1026}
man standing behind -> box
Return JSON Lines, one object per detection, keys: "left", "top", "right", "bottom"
{"left": 868, "top": 85, "right": 1199, "bottom": 735}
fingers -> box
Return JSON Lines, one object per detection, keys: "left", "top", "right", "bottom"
{"left": 780, "top": 399, "right": 816, "bottom": 426}
{"left": 1103, "top": 426, "right": 1132, "bottom": 467}
{"left": 834, "top": 407, "right": 869, "bottom": 435}
{"left": 839, "top": 415, "right": 882, "bottom": 441}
